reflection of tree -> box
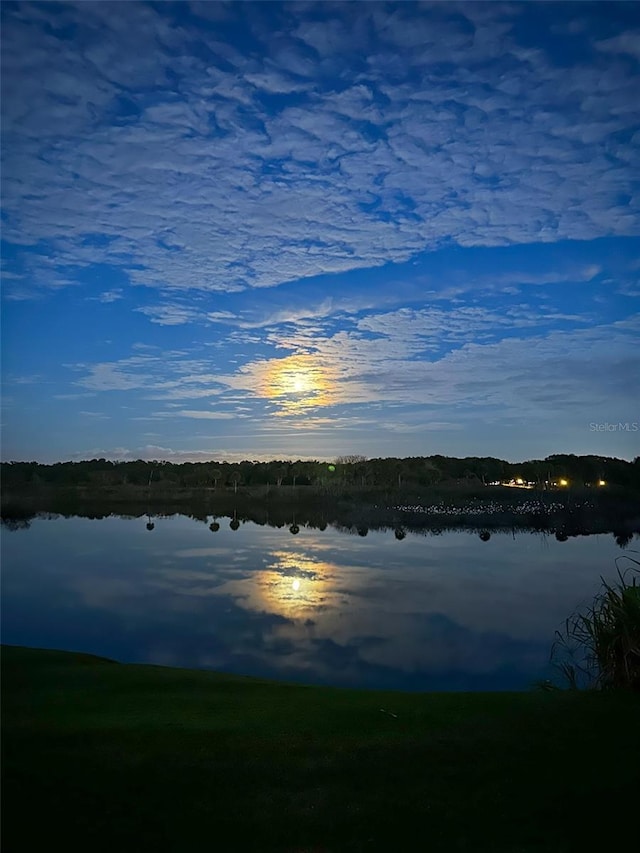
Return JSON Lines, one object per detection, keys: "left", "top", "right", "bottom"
{"left": 555, "top": 530, "right": 568, "bottom": 542}
{"left": 394, "top": 527, "right": 406, "bottom": 540}
{"left": 479, "top": 530, "right": 491, "bottom": 542}
{"left": 209, "top": 518, "right": 220, "bottom": 532}
{"left": 357, "top": 526, "right": 368, "bottom": 537}
{"left": 1, "top": 517, "right": 31, "bottom": 531}
{"left": 230, "top": 509, "right": 240, "bottom": 531}
{"left": 614, "top": 531, "right": 633, "bottom": 548}
{"left": 3, "top": 480, "right": 638, "bottom": 543}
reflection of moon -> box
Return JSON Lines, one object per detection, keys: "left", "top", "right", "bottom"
{"left": 243, "top": 550, "right": 334, "bottom": 617}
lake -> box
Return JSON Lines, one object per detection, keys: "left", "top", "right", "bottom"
{"left": 2, "top": 513, "right": 636, "bottom": 691}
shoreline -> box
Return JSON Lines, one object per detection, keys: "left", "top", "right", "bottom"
{"left": 3, "top": 483, "right": 640, "bottom": 538}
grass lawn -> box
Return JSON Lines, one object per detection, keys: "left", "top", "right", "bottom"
{"left": 2, "top": 645, "right": 639, "bottom": 852}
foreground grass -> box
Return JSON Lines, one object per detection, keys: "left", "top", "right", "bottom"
{"left": 2, "top": 646, "right": 639, "bottom": 852}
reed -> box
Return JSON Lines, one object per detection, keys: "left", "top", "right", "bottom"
{"left": 551, "top": 557, "right": 640, "bottom": 690}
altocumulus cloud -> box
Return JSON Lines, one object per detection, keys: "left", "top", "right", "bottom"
{"left": 1, "top": 1, "right": 639, "bottom": 462}
{"left": 2, "top": 1, "right": 639, "bottom": 297}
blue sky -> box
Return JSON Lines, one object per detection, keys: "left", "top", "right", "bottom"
{"left": 1, "top": 1, "right": 639, "bottom": 463}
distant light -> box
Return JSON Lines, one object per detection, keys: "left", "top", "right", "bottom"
{"left": 598, "top": 479, "right": 606, "bottom": 486}
{"left": 328, "top": 464, "right": 336, "bottom": 472}
{"left": 292, "top": 579, "right": 300, "bottom": 591}
{"left": 559, "top": 478, "right": 568, "bottom": 486}
{"left": 515, "top": 478, "right": 524, "bottom": 485}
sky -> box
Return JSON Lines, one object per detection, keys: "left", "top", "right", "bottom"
{"left": 1, "top": 1, "right": 639, "bottom": 464}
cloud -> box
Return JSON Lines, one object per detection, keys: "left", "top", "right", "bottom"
{"left": 4, "top": 373, "right": 43, "bottom": 386}
{"left": 71, "top": 445, "right": 325, "bottom": 464}
{"left": 166, "top": 410, "right": 239, "bottom": 420}
{"left": 89, "top": 289, "right": 124, "bottom": 304}
{"left": 135, "top": 304, "right": 205, "bottom": 326}
{"left": 66, "top": 304, "right": 638, "bottom": 438}
{"left": 212, "top": 313, "right": 640, "bottom": 425}
{"left": 78, "top": 410, "right": 110, "bottom": 420}
{"left": 2, "top": 2, "right": 638, "bottom": 298}
{"left": 355, "top": 305, "right": 563, "bottom": 341}
{"left": 72, "top": 357, "right": 157, "bottom": 392}
{"left": 69, "top": 352, "right": 235, "bottom": 411}
{"left": 136, "top": 303, "right": 238, "bottom": 326}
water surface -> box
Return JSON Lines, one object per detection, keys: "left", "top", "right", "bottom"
{"left": 2, "top": 514, "right": 634, "bottom": 691}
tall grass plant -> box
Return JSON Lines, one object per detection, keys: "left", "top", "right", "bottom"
{"left": 551, "top": 556, "right": 640, "bottom": 690}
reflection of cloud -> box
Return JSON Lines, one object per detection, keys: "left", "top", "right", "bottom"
{"left": 2, "top": 516, "right": 617, "bottom": 689}
{"left": 359, "top": 610, "right": 546, "bottom": 677}
{"left": 221, "top": 550, "right": 340, "bottom": 620}
{"left": 595, "top": 31, "right": 640, "bottom": 60}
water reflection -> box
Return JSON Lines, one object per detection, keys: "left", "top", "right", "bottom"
{"left": 236, "top": 550, "right": 335, "bottom": 619}
{"left": 1, "top": 514, "right": 638, "bottom": 691}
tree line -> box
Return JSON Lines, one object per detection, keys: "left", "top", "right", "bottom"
{"left": 2, "top": 453, "right": 639, "bottom": 491}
